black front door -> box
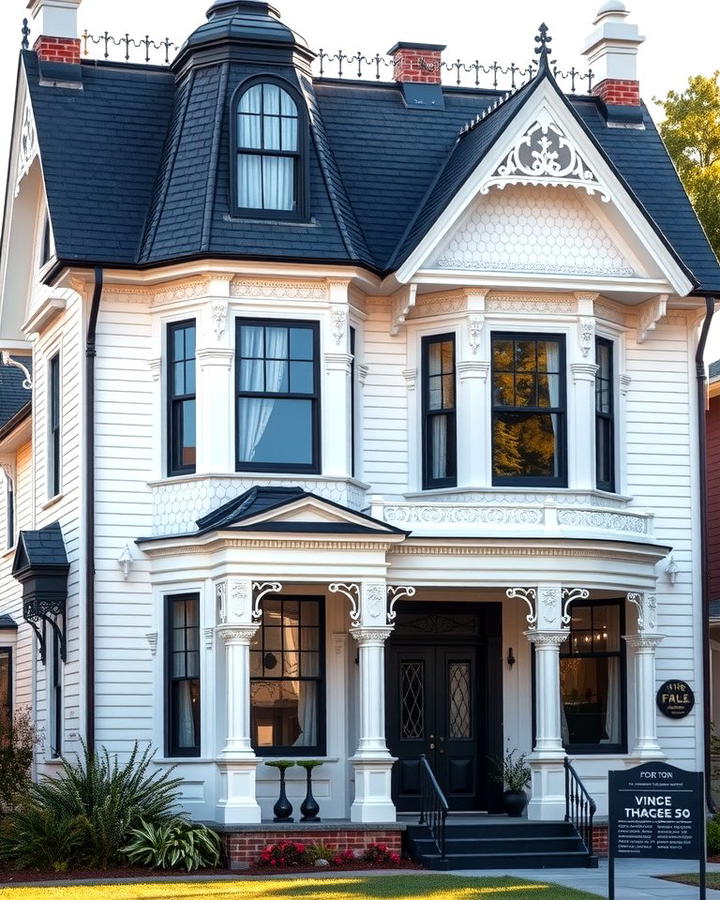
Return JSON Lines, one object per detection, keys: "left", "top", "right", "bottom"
{"left": 386, "top": 604, "right": 502, "bottom": 813}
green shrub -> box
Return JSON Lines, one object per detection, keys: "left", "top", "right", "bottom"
{"left": 26, "top": 742, "right": 182, "bottom": 868}
{"left": 708, "top": 817, "right": 720, "bottom": 856}
{"left": 0, "top": 708, "right": 39, "bottom": 814}
{"left": 306, "top": 841, "right": 336, "bottom": 863}
{"left": 0, "top": 804, "right": 87, "bottom": 871}
{"left": 123, "top": 818, "right": 221, "bottom": 871}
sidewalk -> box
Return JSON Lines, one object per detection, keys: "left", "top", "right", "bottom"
{"left": 452, "top": 859, "right": 720, "bottom": 898}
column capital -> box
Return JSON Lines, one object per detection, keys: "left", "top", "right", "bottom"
{"left": 570, "top": 362, "right": 599, "bottom": 382}
{"left": 351, "top": 625, "right": 394, "bottom": 645}
{"left": 217, "top": 625, "right": 259, "bottom": 644}
{"left": 524, "top": 629, "right": 568, "bottom": 647}
{"left": 624, "top": 633, "right": 666, "bottom": 650}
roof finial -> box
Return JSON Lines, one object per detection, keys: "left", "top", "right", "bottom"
{"left": 534, "top": 22, "right": 552, "bottom": 70}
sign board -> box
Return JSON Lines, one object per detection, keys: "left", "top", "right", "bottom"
{"left": 657, "top": 680, "right": 695, "bottom": 719}
{"left": 608, "top": 762, "right": 705, "bottom": 900}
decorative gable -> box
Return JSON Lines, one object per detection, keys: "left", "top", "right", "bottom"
{"left": 480, "top": 108, "right": 609, "bottom": 201}
{"left": 429, "top": 184, "right": 636, "bottom": 278}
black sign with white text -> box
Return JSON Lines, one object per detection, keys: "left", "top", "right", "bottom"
{"left": 657, "top": 680, "right": 695, "bottom": 719}
{"left": 609, "top": 762, "right": 702, "bottom": 859}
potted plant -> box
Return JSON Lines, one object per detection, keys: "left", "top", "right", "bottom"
{"left": 490, "top": 750, "right": 531, "bottom": 817}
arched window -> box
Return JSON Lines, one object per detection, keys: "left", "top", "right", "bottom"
{"left": 234, "top": 81, "right": 303, "bottom": 216}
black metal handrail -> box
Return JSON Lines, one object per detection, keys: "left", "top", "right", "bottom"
{"left": 565, "top": 757, "right": 597, "bottom": 861}
{"left": 418, "top": 753, "right": 449, "bottom": 860}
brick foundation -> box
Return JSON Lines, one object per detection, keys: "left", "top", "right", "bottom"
{"left": 223, "top": 827, "right": 403, "bottom": 869}
{"left": 593, "top": 78, "right": 641, "bottom": 107}
{"left": 593, "top": 824, "right": 608, "bottom": 856}
{"left": 34, "top": 36, "right": 81, "bottom": 65}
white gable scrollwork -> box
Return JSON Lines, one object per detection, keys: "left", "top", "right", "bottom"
{"left": 16, "top": 99, "right": 38, "bottom": 196}
{"left": 480, "top": 109, "right": 610, "bottom": 202}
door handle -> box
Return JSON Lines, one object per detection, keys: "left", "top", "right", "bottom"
{"left": 429, "top": 742, "right": 435, "bottom": 750}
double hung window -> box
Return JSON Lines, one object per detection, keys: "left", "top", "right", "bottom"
{"left": 491, "top": 334, "right": 566, "bottom": 486}
{"left": 0, "top": 647, "right": 10, "bottom": 731}
{"left": 50, "top": 627, "right": 63, "bottom": 758}
{"left": 595, "top": 338, "right": 615, "bottom": 492}
{"left": 559, "top": 601, "right": 625, "bottom": 754}
{"left": 250, "top": 596, "right": 324, "bottom": 755}
{"left": 234, "top": 81, "right": 304, "bottom": 216}
{"left": 167, "top": 321, "right": 196, "bottom": 477}
{"left": 166, "top": 594, "right": 201, "bottom": 758}
{"left": 422, "top": 334, "right": 457, "bottom": 489}
{"left": 48, "top": 354, "right": 61, "bottom": 498}
{"left": 236, "top": 320, "right": 320, "bottom": 472}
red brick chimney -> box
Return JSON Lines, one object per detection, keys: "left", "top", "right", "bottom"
{"left": 388, "top": 42, "right": 446, "bottom": 85}
{"left": 27, "top": 0, "right": 82, "bottom": 65}
{"left": 582, "top": 1, "right": 644, "bottom": 107}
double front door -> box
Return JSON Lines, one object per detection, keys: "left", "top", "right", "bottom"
{"left": 387, "top": 643, "right": 483, "bottom": 811}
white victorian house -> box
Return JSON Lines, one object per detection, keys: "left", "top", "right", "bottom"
{"left": 0, "top": 0, "right": 717, "bottom": 869}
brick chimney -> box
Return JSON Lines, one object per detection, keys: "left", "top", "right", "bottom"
{"left": 583, "top": 1, "right": 644, "bottom": 106}
{"left": 388, "top": 42, "right": 446, "bottom": 85}
{"left": 27, "top": 0, "right": 82, "bottom": 65}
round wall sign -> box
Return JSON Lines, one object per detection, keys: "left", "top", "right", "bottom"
{"left": 657, "top": 680, "right": 695, "bottom": 719}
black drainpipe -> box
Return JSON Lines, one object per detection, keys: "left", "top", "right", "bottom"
{"left": 85, "top": 267, "right": 103, "bottom": 756}
{"left": 697, "top": 296, "right": 716, "bottom": 811}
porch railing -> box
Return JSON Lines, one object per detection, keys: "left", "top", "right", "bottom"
{"left": 418, "top": 754, "right": 448, "bottom": 860}
{"left": 564, "top": 757, "right": 597, "bottom": 863}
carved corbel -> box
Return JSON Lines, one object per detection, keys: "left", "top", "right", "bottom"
{"left": 578, "top": 317, "right": 595, "bottom": 359}
{"left": 0, "top": 353, "right": 32, "bottom": 390}
{"left": 329, "top": 582, "right": 361, "bottom": 626}
{"left": 387, "top": 585, "right": 416, "bottom": 623}
{"left": 331, "top": 306, "right": 348, "bottom": 347}
{"left": 506, "top": 587, "right": 538, "bottom": 629}
{"left": 635, "top": 295, "right": 668, "bottom": 344}
{"left": 561, "top": 587, "right": 590, "bottom": 625}
{"left": 251, "top": 582, "right": 282, "bottom": 621}
{"left": 390, "top": 284, "right": 417, "bottom": 336}
{"left": 467, "top": 315, "right": 484, "bottom": 355}
{"left": 627, "top": 591, "right": 657, "bottom": 632}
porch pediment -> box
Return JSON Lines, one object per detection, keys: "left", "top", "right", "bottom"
{"left": 195, "top": 486, "right": 407, "bottom": 536}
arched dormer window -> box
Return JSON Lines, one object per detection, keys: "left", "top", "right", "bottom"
{"left": 233, "top": 80, "right": 306, "bottom": 218}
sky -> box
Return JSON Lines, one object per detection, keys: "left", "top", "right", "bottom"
{"left": 1, "top": 0, "right": 720, "bottom": 354}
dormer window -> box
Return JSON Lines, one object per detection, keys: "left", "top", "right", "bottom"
{"left": 233, "top": 80, "right": 304, "bottom": 217}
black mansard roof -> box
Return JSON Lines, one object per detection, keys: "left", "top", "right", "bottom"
{"left": 20, "top": 6, "right": 720, "bottom": 293}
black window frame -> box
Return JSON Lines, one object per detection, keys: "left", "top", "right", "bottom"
{"left": 50, "top": 623, "right": 62, "bottom": 758}
{"left": 422, "top": 333, "right": 458, "bottom": 490}
{"left": 230, "top": 76, "right": 309, "bottom": 221}
{"left": 5, "top": 475, "right": 14, "bottom": 550}
{"left": 167, "top": 320, "right": 197, "bottom": 478}
{"left": 595, "top": 337, "right": 615, "bottom": 493}
{"left": 48, "top": 353, "right": 61, "bottom": 498}
{"left": 0, "top": 646, "right": 12, "bottom": 731}
{"left": 165, "top": 593, "right": 201, "bottom": 759}
{"left": 250, "top": 594, "right": 326, "bottom": 757}
{"left": 559, "top": 598, "right": 627, "bottom": 756}
{"left": 40, "top": 215, "right": 52, "bottom": 269}
{"left": 491, "top": 332, "right": 567, "bottom": 488}
{"left": 235, "top": 318, "right": 321, "bottom": 474}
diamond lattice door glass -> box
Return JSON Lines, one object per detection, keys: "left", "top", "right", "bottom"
{"left": 401, "top": 661, "right": 425, "bottom": 740}
{"left": 449, "top": 662, "right": 471, "bottom": 739}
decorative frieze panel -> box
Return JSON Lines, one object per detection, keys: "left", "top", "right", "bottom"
{"left": 485, "top": 294, "right": 577, "bottom": 315}
{"left": 430, "top": 185, "right": 635, "bottom": 277}
{"left": 151, "top": 476, "right": 367, "bottom": 536}
{"left": 230, "top": 279, "right": 327, "bottom": 301}
{"left": 383, "top": 505, "right": 544, "bottom": 526}
{"left": 401, "top": 489, "right": 630, "bottom": 509}
{"left": 556, "top": 509, "right": 648, "bottom": 535}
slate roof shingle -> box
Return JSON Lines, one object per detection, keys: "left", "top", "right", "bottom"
{"left": 0, "top": 357, "right": 32, "bottom": 432}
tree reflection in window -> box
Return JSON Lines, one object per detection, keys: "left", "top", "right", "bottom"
{"left": 491, "top": 334, "right": 566, "bottom": 486}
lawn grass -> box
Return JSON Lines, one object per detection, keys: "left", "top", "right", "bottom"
{"left": 0, "top": 875, "right": 602, "bottom": 900}
{"left": 662, "top": 872, "right": 720, "bottom": 888}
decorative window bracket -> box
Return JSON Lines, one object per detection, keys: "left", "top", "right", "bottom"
{"left": 23, "top": 598, "right": 66, "bottom": 664}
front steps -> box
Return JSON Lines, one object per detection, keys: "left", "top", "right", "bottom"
{"left": 405, "top": 819, "right": 598, "bottom": 870}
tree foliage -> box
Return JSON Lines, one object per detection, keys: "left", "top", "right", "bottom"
{"left": 657, "top": 72, "right": 720, "bottom": 258}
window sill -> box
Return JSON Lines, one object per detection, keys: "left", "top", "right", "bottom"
{"left": 148, "top": 473, "right": 371, "bottom": 491}
{"left": 41, "top": 493, "right": 64, "bottom": 511}
{"left": 404, "top": 486, "right": 633, "bottom": 505}
{"left": 1, "top": 544, "right": 16, "bottom": 560}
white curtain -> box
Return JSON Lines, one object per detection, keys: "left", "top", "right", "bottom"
{"left": 263, "top": 157, "right": 294, "bottom": 211}
{"left": 238, "top": 327, "right": 287, "bottom": 463}
{"left": 177, "top": 682, "right": 196, "bottom": 748}
{"left": 544, "top": 340, "right": 560, "bottom": 476}
{"left": 294, "top": 682, "right": 317, "bottom": 748}
{"left": 432, "top": 416, "right": 447, "bottom": 479}
{"left": 602, "top": 609, "right": 622, "bottom": 744}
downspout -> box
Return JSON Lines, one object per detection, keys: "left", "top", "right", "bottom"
{"left": 697, "top": 295, "right": 715, "bottom": 811}
{"left": 85, "top": 267, "right": 103, "bottom": 756}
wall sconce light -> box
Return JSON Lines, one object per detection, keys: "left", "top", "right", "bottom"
{"left": 506, "top": 647, "right": 516, "bottom": 669}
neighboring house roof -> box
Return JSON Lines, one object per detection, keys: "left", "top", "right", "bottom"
{"left": 12, "top": 521, "right": 69, "bottom": 577}
{"left": 0, "top": 357, "right": 31, "bottom": 432}
{"left": 710, "top": 359, "right": 720, "bottom": 380}
{"left": 20, "top": 6, "right": 720, "bottom": 291}
{"left": 0, "top": 614, "right": 17, "bottom": 629}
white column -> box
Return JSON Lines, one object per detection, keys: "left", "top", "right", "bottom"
{"left": 215, "top": 579, "right": 261, "bottom": 825}
{"left": 570, "top": 362, "right": 599, "bottom": 490}
{"left": 197, "top": 279, "right": 233, "bottom": 474}
{"left": 527, "top": 630, "right": 567, "bottom": 756}
{"left": 457, "top": 296, "right": 489, "bottom": 486}
{"left": 323, "top": 280, "right": 352, "bottom": 478}
{"left": 625, "top": 632, "right": 665, "bottom": 758}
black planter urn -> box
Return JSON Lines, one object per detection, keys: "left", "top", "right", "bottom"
{"left": 503, "top": 789, "right": 528, "bottom": 818}
{"left": 298, "top": 760, "right": 322, "bottom": 822}
{"left": 266, "top": 761, "right": 294, "bottom": 823}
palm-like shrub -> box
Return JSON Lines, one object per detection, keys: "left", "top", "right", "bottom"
{"left": 123, "top": 818, "right": 221, "bottom": 871}
{"left": 0, "top": 708, "right": 39, "bottom": 814}
{"left": 22, "top": 742, "right": 183, "bottom": 868}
